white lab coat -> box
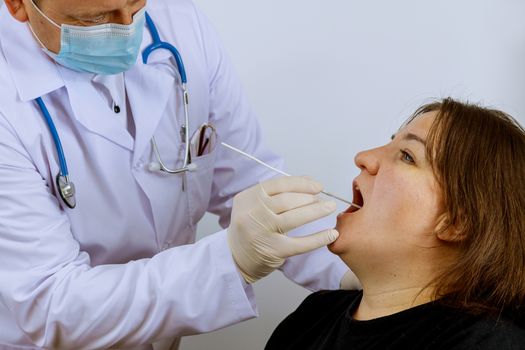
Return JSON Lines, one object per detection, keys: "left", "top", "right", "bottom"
{"left": 0, "top": 0, "right": 347, "bottom": 349}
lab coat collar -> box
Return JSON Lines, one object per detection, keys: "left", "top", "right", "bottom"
{"left": 0, "top": 7, "right": 65, "bottom": 102}
{"left": 60, "top": 20, "right": 177, "bottom": 157}
{"left": 126, "top": 20, "right": 176, "bottom": 163}
{"left": 1, "top": 6, "right": 175, "bottom": 155}
{"left": 126, "top": 53, "right": 176, "bottom": 163}
{"left": 59, "top": 66, "right": 135, "bottom": 151}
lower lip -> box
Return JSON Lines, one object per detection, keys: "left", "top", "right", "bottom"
{"left": 337, "top": 209, "right": 359, "bottom": 218}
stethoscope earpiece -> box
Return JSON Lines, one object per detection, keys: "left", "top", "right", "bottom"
{"left": 148, "top": 162, "right": 162, "bottom": 172}
{"left": 56, "top": 174, "right": 76, "bottom": 209}
{"left": 186, "top": 163, "right": 197, "bottom": 172}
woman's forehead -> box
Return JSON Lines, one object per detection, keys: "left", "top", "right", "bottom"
{"left": 401, "top": 111, "right": 437, "bottom": 137}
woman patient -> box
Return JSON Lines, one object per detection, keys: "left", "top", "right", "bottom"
{"left": 266, "top": 98, "right": 525, "bottom": 349}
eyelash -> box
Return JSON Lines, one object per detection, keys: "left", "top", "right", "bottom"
{"left": 400, "top": 149, "right": 415, "bottom": 164}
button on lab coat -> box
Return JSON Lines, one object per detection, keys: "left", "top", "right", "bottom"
{"left": 0, "top": 0, "right": 348, "bottom": 348}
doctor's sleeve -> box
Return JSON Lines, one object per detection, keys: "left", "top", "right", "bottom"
{"left": 0, "top": 112, "right": 256, "bottom": 348}
{"left": 190, "top": 3, "right": 349, "bottom": 292}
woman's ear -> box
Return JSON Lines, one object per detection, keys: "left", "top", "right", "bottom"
{"left": 435, "top": 213, "right": 467, "bottom": 243}
{"left": 4, "top": 0, "right": 30, "bottom": 22}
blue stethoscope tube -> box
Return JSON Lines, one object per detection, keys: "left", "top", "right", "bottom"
{"left": 142, "top": 12, "right": 193, "bottom": 175}
{"left": 35, "top": 97, "right": 69, "bottom": 177}
{"left": 142, "top": 13, "right": 186, "bottom": 84}
{"left": 34, "top": 12, "right": 189, "bottom": 209}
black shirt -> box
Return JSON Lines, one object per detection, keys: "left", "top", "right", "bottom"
{"left": 266, "top": 290, "right": 525, "bottom": 349}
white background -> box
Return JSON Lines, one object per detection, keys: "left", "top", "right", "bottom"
{"left": 2, "top": 0, "right": 522, "bottom": 349}
{"left": 3, "top": 1, "right": 522, "bottom": 349}
{"left": 183, "top": 1, "right": 525, "bottom": 349}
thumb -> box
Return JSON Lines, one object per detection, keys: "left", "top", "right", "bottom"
{"left": 280, "top": 229, "right": 340, "bottom": 257}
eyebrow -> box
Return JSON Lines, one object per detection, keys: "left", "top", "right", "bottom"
{"left": 403, "top": 133, "right": 426, "bottom": 146}
{"left": 74, "top": 0, "right": 141, "bottom": 18}
{"left": 391, "top": 133, "right": 426, "bottom": 146}
{"left": 68, "top": 7, "right": 109, "bottom": 19}
{"left": 73, "top": 11, "right": 106, "bottom": 19}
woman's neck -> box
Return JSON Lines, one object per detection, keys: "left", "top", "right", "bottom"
{"left": 348, "top": 246, "right": 458, "bottom": 321}
{"left": 353, "top": 283, "right": 435, "bottom": 321}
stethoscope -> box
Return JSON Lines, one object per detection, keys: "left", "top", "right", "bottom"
{"left": 35, "top": 12, "right": 194, "bottom": 209}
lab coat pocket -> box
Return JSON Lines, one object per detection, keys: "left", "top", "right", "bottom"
{"left": 186, "top": 147, "right": 218, "bottom": 227}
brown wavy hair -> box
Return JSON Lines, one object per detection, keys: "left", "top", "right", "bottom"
{"left": 407, "top": 98, "right": 525, "bottom": 316}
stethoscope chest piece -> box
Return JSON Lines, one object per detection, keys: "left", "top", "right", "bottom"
{"left": 56, "top": 174, "right": 76, "bottom": 209}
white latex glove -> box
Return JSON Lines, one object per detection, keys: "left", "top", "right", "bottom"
{"left": 227, "top": 176, "right": 339, "bottom": 284}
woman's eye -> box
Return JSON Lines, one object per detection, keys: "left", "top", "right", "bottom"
{"left": 401, "top": 150, "right": 415, "bottom": 164}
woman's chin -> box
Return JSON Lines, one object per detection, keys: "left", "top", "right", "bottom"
{"left": 331, "top": 218, "right": 353, "bottom": 254}
{"left": 328, "top": 236, "right": 345, "bottom": 255}
{"left": 332, "top": 218, "right": 362, "bottom": 256}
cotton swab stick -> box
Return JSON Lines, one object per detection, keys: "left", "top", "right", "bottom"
{"left": 221, "top": 142, "right": 361, "bottom": 209}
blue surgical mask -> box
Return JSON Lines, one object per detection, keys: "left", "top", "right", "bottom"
{"left": 28, "top": 0, "right": 145, "bottom": 75}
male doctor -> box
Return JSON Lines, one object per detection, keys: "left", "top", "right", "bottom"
{"left": 0, "top": 0, "right": 355, "bottom": 348}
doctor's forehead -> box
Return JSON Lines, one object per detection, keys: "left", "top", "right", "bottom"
{"left": 42, "top": 0, "right": 138, "bottom": 13}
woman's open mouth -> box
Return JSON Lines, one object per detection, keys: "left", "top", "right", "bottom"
{"left": 344, "top": 181, "right": 364, "bottom": 214}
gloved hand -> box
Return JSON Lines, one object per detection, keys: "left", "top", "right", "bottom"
{"left": 227, "top": 176, "right": 339, "bottom": 284}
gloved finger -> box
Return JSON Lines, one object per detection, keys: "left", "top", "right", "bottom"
{"left": 260, "top": 176, "right": 323, "bottom": 196}
{"left": 277, "top": 200, "right": 337, "bottom": 233}
{"left": 267, "top": 192, "right": 318, "bottom": 214}
{"left": 278, "top": 229, "right": 340, "bottom": 257}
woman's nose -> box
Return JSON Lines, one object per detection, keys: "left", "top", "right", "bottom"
{"left": 354, "top": 148, "right": 380, "bottom": 175}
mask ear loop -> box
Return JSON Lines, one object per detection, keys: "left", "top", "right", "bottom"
{"left": 27, "top": 0, "right": 62, "bottom": 54}
{"left": 28, "top": 0, "right": 61, "bottom": 28}
{"left": 27, "top": 22, "right": 46, "bottom": 48}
